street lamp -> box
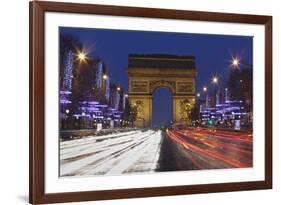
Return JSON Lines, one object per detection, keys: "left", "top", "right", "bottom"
{"left": 231, "top": 56, "right": 240, "bottom": 68}
{"left": 103, "top": 74, "right": 108, "bottom": 80}
{"left": 197, "top": 93, "right": 200, "bottom": 97}
{"left": 124, "top": 94, "right": 128, "bottom": 98}
{"left": 117, "top": 86, "right": 121, "bottom": 91}
{"left": 76, "top": 50, "right": 88, "bottom": 63}
{"left": 78, "top": 52, "right": 86, "bottom": 61}
{"left": 212, "top": 76, "right": 219, "bottom": 84}
{"left": 203, "top": 86, "right": 207, "bottom": 92}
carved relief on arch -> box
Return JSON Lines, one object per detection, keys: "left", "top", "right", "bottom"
{"left": 130, "top": 81, "right": 148, "bottom": 93}
{"left": 149, "top": 80, "right": 176, "bottom": 94}
{"left": 179, "top": 98, "right": 193, "bottom": 121}
{"left": 134, "top": 100, "right": 145, "bottom": 119}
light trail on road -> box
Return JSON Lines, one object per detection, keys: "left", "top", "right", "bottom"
{"left": 166, "top": 128, "right": 253, "bottom": 170}
{"left": 60, "top": 130, "right": 162, "bottom": 177}
{"left": 60, "top": 127, "right": 253, "bottom": 177}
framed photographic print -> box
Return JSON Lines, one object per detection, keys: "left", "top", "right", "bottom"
{"left": 29, "top": 1, "right": 272, "bottom": 204}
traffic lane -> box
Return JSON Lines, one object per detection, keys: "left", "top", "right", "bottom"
{"left": 166, "top": 128, "right": 253, "bottom": 170}
{"left": 60, "top": 130, "right": 162, "bottom": 176}
{"left": 176, "top": 129, "right": 253, "bottom": 166}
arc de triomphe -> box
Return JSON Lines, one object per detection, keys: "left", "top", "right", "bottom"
{"left": 127, "top": 54, "right": 197, "bottom": 128}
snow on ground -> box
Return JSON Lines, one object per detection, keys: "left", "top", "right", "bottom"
{"left": 60, "top": 129, "right": 163, "bottom": 177}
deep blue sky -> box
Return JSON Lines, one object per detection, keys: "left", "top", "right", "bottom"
{"left": 60, "top": 27, "right": 253, "bottom": 126}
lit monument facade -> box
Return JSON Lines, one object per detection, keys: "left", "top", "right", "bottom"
{"left": 127, "top": 54, "right": 197, "bottom": 127}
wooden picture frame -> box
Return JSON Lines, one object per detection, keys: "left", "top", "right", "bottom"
{"left": 29, "top": 1, "right": 272, "bottom": 204}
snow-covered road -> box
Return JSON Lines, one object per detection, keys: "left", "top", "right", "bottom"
{"left": 60, "top": 129, "right": 163, "bottom": 177}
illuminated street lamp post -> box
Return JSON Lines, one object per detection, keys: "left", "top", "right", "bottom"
{"left": 212, "top": 76, "right": 220, "bottom": 105}
{"left": 202, "top": 86, "right": 209, "bottom": 109}
{"left": 212, "top": 76, "right": 221, "bottom": 124}
{"left": 75, "top": 49, "right": 90, "bottom": 128}
{"left": 102, "top": 74, "right": 108, "bottom": 97}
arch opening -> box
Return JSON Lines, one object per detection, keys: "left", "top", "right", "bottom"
{"left": 152, "top": 88, "right": 173, "bottom": 128}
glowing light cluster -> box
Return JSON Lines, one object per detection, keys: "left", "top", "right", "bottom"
{"left": 231, "top": 56, "right": 240, "bottom": 68}
{"left": 77, "top": 50, "right": 87, "bottom": 62}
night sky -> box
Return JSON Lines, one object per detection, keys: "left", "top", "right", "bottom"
{"left": 60, "top": 27, "right": 253, "bottom": 127}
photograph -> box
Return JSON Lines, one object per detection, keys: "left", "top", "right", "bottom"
{"left": 59, "top": 27, "right": 253, "bottom": 177}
